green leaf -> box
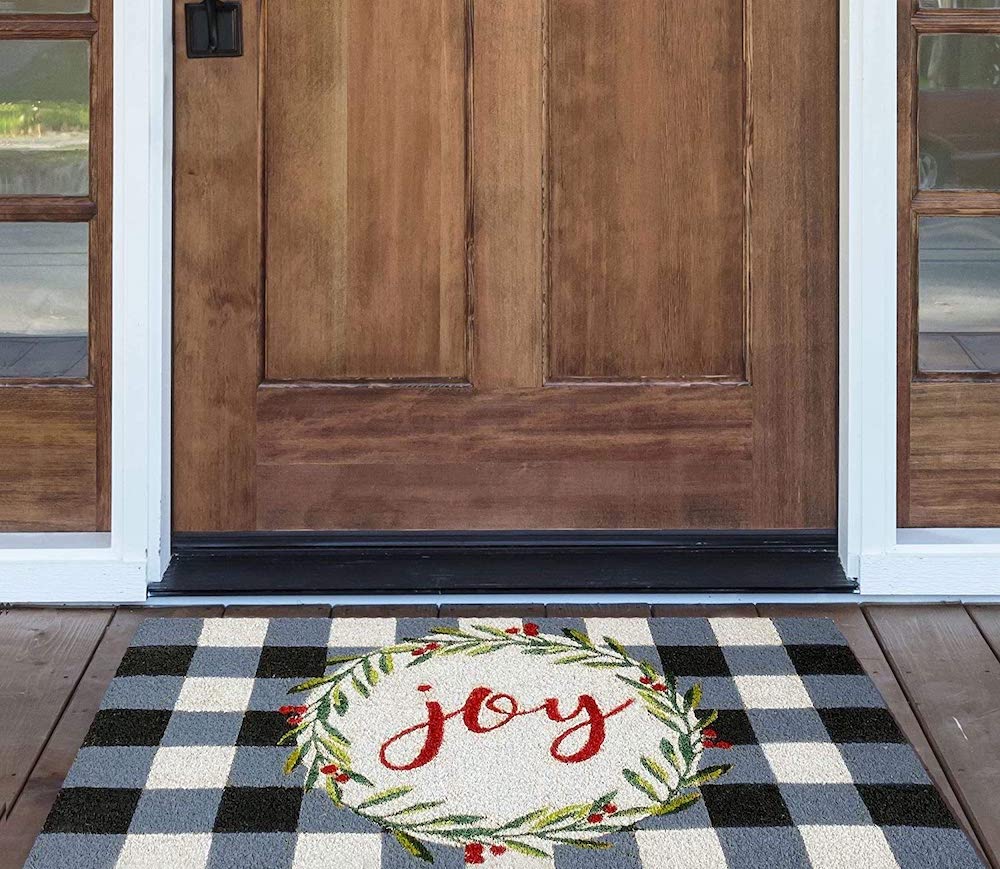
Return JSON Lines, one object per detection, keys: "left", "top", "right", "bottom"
{"left": 304, "top": 760, "right": 321, "bottom": 791}
{"left": 622, "top": 768, "right": 661, "bottom": 801}
{"left": 386, "top": 800, "right": 446, "bottom": 817}
{"left": 697, "top": 708, "right": 718, "bottom": 730}
{"left": 318, "top": 736, "right": 351, "bottom": 766}
{"left": 583, "top": 660, "right": 628, "bottom": 670}
{"left": 332, "top": 689, "right": 349, "bottom": 716}
{"left": 347, "top": 769, "right": 375, "bottom": 787}
{"left": 283, "top": 746, "right": 303, "bottom": 775}
{"left": 426, "top": 627, "right": 472, "bottom": 637}
{"left": 554, "top": 654, "right": 593, "bottom": 664}
{"left": 277, "top": 720, "right": 311, "bottom": 746}
{"left": 415, "top": 814, "right": 486, "bottom": 828}
{"left": 641, "top": 756, "right": 676, "bottom": 786}
{"left": 352, "top": 673, "right": 370, "bottom": 698}
{"left": 660, "top": 737, "right": 678, "bottom": 763}
{"left": 648, "top": 792, "right": 702, "bottom": 816}
{"left": 326, "top": 654, "right": 362, "bottom": 665}
{"left": 494, "top": 808, "right": 549, "bottom": 832}
{"left": 356, "top": 786, "right": 414, "bottom": 809}
{"left": 472, "top": 624, "right": 512, "bottom": 637}
{"left": 549, "top": 837, "right": 613, "bottom": 850}
{"left": 378, "top": 652, "right": 394, "bottom": 674}
{"left": 503, "top": 841, "right": 550, "bottom": 859}
{"left": 645, "top": 702, "right": 680, "bottom": 728}
{"left": 531, "top": 805, "right": 589, "bottom": 829}
{"left": 289, "top": 674, "right": 338, "bottom": 693}
{"left": 640, "top": 660, "right": 660, "bottom": 681}
{"left": 563, "top": 628, "right": 594, "bottom": 648}
{"left": 684, "top": 684, "right": 702, "bottom": 711}
{"left": 392, "top": 830, "right": 434, "bottom": 863}
{"left": 603, "top": 636, "right": 630, "bottom": 660}
{"left": 362, "top": 658, "right": 379, "bottom": 687}
{"left": 678, "top": 733, "right": 695, "bottom": 765}
{"left": 589, "top": 790, "right": 619, "bottom": 815}
{"left": 325, "top": 774, "right": 343, "bottom": 806}
{"left": 319, "top": 721, "right": 351, "bottom": 745}
{"left": 466, "top": 644, "right": 502, "bottom": 656}
{"left": 685, "top": 764, "right": 732, "bottom": 787}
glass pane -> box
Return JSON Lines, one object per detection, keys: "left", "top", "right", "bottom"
{"left": 919, "top": 216, "right": 1000, "bottom": 373}
{"left": 0, "top": 40, "right": 89, "bottom": 195}
{"left": 0, "top": 0, "right": 89, "bottom": 11}
{"left": 918, "top": 34, "right": 1000, "bottom": 190}
{"left": 919, "top": 1, "right": 1000, "bottom": 7}
{"left": 0, "top": 223, "right": 88, "bottom": 379}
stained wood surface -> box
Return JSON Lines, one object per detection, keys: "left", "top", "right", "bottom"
{"left": 0, "top": 388, "right": 97, "bottom": 531}
{"left": 174, "top": 0, "right": 838, "bottom": 533}
{"left": 172, "top": 0, "right": 261, "bottom": 531}
{"left": 548, "top": 0, "right": 744, "bottom": 380}
{"left": 264, "top": 0, "right": 469, "bottom": 381}
{"left": 866, "top": 605, "right": 1000, "bottom": 865}
{"left": 0, "top": 0, "right": 112, "bottom": 532}
{"left": 4, "top": 604, "right": 1000, "bottom": 869}
{"left": 0, "top": 609, "right": 109, "bottom": 821}
{"left": 908, "top": 383, "right": 1000, "bottom": 527}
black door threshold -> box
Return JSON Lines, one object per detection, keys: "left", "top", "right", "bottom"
{"left": 156, "top": 531, "right": 854, "bottom": 596}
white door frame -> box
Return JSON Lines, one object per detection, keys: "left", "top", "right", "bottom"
{"left": 1, "top": 0, "right": 997, "bottom": 603}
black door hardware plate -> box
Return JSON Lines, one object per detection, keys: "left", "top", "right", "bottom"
{"left": 185, "top": 0, "right": 243, "bottom": 59}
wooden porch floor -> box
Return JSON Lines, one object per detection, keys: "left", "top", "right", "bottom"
{"left": 1, "top": 603, "right": 999, "bottom": 868}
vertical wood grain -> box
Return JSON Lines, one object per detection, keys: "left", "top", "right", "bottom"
{"left": 265, "top": 0, "right": 469, "bottom": 381}
{"left": 547, "top": 0, "right": 745, "bottom": 381}
{"left": 749, "top": 0, "right": 839, "bottom": 528}
{"left": 472, "top": 0, "right": 544, "bottom": 389}
{"left": 172, "top": 0, "right": 262, "bottom": 531}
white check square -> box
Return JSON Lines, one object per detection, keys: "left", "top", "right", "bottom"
{"left": 292, "top": 833, "right": 382, "bottom": 868}
{"left": 585, "top": 618, "right": 656, "bottom": 648}
{"left": 175, "top": 677, "right": 255, "bottom": 712}
{"left": 800, "top": 825, "right": 900, "bottom": 869}
{"left": 198, "top": 618, "right": 269, "bottom": 648}
{"left": 145, "top": 746, "right": 235, "bottom": 789}
{"left": 115, "top": 834, "right": 212, "bottom": 869}
{"left": 710, "top": 617, "right": 783, "bottom": 646}
{"left": 328, "top": 618, "right": 397, "bottom": 649}
{"left": 763, "top": 742, "right": 854, "bottom": 784}
{"left": 636, "top": 829, "right": 727, "bottom": 868}
{"left": 734, "top": 674, "right": 814, "bottom": 709}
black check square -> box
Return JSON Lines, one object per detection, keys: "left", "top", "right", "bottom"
{"left": 785, "top": 644, "right": 865, "bottom": 676}
{"left": 819, "top": 708, "right": 906, "bottom": 744}
{"left": 115, "top": 644, "right": 197, "bottom": 677}
{"left": 256, "top": 645, "right": 327, "bottom": 679}
{"left": 42, "top": 788, "right": 142, "bottom": 834}
{"left": 237, "top": 710, "right": 292, "bottom": 747}
{"left": 699, "top": 709, "right": 757, "bottom": 746}
{"left": 82, "top": 709, "right": 173, "bottom": 747}
{"left": 657, "top": 645, "right": 731, "bottom": 678}
{"left": 214, "top": 786, "right": 303, "bottom": 833}
{"left": 701, "top": 784, "right": 793, "bottom": 828}
{"left": 858, "top": 784, "right": 959, "bottom": 829}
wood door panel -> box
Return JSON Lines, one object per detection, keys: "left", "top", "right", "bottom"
{"left": 548, "top": 0, "right": 746, "bottom": 381}
{"left": 0, "top": 388, "right": 97, "bottom": 531}
{"left": 264, "top": 0, "right": 469, "bottom": 382}
{"left": 909, "top": 383, "right": 1000, "bottom": 527}
{"left": 173, "top": 0, "right": 839, "bottom": 534}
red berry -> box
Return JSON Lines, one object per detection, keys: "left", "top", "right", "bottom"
{"left": 278, "top": 705, "right": 294, "bottom": 715}
{"left": 294, "top": 705, "right": 308, "bottom": 714}
{"left": 603, "top": 803, "right": 618, "bottom": 814}
{"left": 703, "top": 739, "right": 717, "bottom": 749}
{"left": 417, "top": 684, "right": 432, "bottom": 692}
{"left": 652, "top": 683, "right": 666, "bottom": 692}
{"left": 286, "top": 715, "right": 302, "bottom": 726}
{"left": 524, "top": 623, "right": 540, "bottom": 636}
{"left": 639, "top": 676, "right": 653, "bottom": 685}
{"left": 411, "top": 647, "right": 426, "bottom": 656}
{"left": 716, "top": 740, "right": 733, "bottom": 750}
{"left": 504, "top": 627, "right": 520, "bottom": 634}
{"left": 490, "top": 845, "right": 507, "bottom": 856}
{"left": 426, "top": 643, "right": 441, "bottom": 651}
{"left": 464, "top": 843, "right": 485, "bottom": 864}
{"left": 587, "top": 813, "right": 604, "bottom": 824}
{"left": 320, "top": 764, "right": 338, "bottom": 775}
{"left": 703, "top": 728, "right": 718, "bottom": 740}
{"left": 335, "top": 773, "right": 350, "bottom": 783}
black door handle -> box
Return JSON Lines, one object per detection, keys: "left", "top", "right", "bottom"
{"left": 185, "top": 0, "right": 243, "bottom": 59}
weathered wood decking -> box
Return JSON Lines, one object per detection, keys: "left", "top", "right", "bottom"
{"left": 1, "top": 603, "right": 998, "bottom": 868}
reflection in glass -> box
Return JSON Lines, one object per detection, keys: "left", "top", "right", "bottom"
{"left": 0, "top": 0, "right": 89, "bottom": 11}
{"left": 0, "top": 223, "right": 88, "bottom": 379}
{"left": 919, "top": 34, "right": 1000, "bottom": 190}
{"left": 0, "top": 40, "right": 89, "bottom": 195}
{"left": 919, "top": 1, "right": 1000, "bottom": 7}
{"left": 919, "top": 217, "right": 1000, "bottom": 373}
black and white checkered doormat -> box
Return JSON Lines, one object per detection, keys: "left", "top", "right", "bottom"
{"left": 25, "top": 616, "right": 983, "bottom": 868}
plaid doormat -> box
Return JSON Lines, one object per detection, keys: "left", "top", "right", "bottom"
{"left": 25, "top": 616, "right": 983, "bottom": 868}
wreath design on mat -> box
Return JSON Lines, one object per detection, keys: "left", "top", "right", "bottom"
{"left": 280, "top": 624, "right": 732, "bottom": 864}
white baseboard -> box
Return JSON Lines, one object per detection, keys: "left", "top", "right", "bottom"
{"left": 860, "top": 551, "right": 1000, "bottom": 596}
{"left": 0, "top": 557, "right": 147, "bottom": 603}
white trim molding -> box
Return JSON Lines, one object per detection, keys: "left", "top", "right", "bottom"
{"left": 0, "top": 0, "right": 171, "bottom": 604}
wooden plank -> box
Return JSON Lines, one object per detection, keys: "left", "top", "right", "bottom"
{"left": 759, "top": 604, "right": 987, "bottom": 864}
{"left": 265, "top": 0, "right": 468, "bottom": 381}
{"left": 0, "top": 388, "right": 98, "bottom": 531}
{"left": 0, "top": 608, "right": 110, "bottom": 820}
{"left": 967, "top": 605, "right": 1000, "bottom": 664}
{"left": 908, "top": 383, "right": 1000, "bottom": 527}
{"left": 865, "top": 604, "right": 1000, "bottom": 865}
{"left": 749, "top": 0, "right": 839, "bottom": 529}
{"left": 224, "top": 605, "right": 331, "bottom": 618}
{"left": 547, "top": 0, "right": 745, "bottom": 380}
{"left": 331, "top": 605, "right": 439, "bottom": 619}
{"left": 172, "top": 0, "right": 261, "bottom": 531}
{"left": 0, "top": 609, "right": 136, "bottom": 867}
{"left": 545, "top": 604, "right": 652, "bottom": 619}
{"left": 439, "top": 604, "right": 546, "bottom": 619}
{"left": 651, "top": 605, "right": 758, "bottom": 618}
{"left": 472, "top": 0, "right": 543, "bottom": 389}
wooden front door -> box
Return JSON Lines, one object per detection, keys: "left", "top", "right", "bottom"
{"left": 173, "top": 0, "right": 838, "bottom": 533}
